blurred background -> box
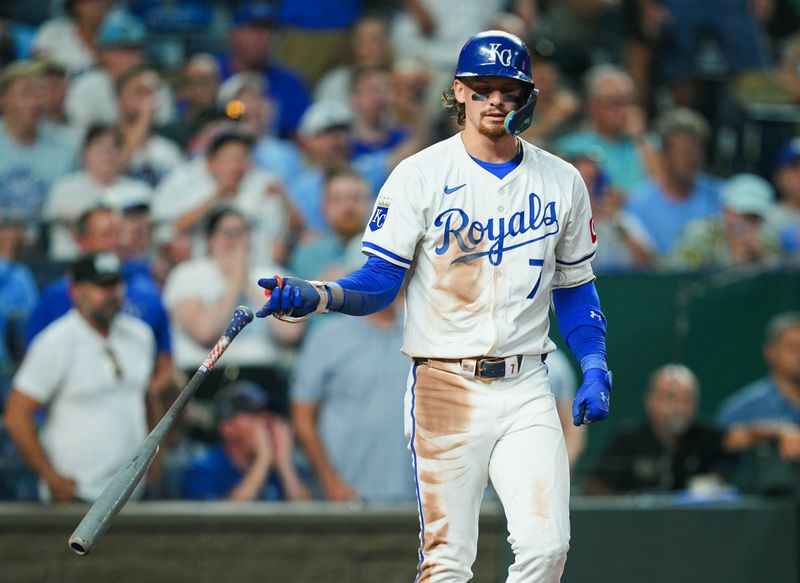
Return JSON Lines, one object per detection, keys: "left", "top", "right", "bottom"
{"left": 0, "top": 0, "right": 799, "bottom": 581}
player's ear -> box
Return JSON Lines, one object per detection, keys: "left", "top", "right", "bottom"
{"left": 453, "top": 79, "right": 466, "bottom": 104}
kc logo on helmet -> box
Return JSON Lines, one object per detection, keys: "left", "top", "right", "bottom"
{"left": 486, "top": 43, "right": 513, "bottom": 67}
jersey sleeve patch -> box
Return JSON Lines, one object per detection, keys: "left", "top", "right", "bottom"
{"left": 368, "top": 197, "right": 391, "bottom": 232}
{"left": 361, "top": 241, "right": 413, "bottom": 268}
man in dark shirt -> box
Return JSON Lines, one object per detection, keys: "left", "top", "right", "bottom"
{"left": 182, "top": 381, "right": 310, "bottom": 501}
{"left": 583, "top": 364, "right": 728, "bottom": 494}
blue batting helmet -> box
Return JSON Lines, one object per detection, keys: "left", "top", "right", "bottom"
{"left": 455, "top": 30, "right": 533, "bottom": 85}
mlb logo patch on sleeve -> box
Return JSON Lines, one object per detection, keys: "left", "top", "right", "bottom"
{"left": 369, "top": 198, "right": 391, "bottom": 232}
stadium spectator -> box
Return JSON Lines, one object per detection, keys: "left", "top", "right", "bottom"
{"left": 183, "top": 380, "right": 310, "bottom": 501}
{"left": 114, "top": 64, "right": 183, "bottom": 187}
{"left": 289, "top": 101, "right": 355, "bottom": 232}
{"left": 653, "top": 0, "right": 772, "bottom": 109}
{"left": 718, "top": 313, "right": 800, "bottom": 461}
{"left": 671, "top": 173, "right": 781, "bottom": 269}
{"left": 564, "top": 145, "right": 655, "bottom": 271}
{"left": 44, "top": 124, "right": 152, "bottom": 261}
{"left": 556, "top": 65, "right": 653, "bottom": 196}
{"left": 151, "top": 128, "right": 291, "bottom": 266}
{"left": 65, "top": 11, "right": 176, "bottom": 132}
{"left": 0, "top": 60, "right": 76, "bottom": 229}
{"left": 627, "top": 107, "right": 722, "bottom": 257}
{"left": 583, "top": 364, "right": 729, "bottom": 494}
{"left": 0, "top": 224, "right": 38, "bottom": 403}
{"left": 519, "top": 44, "right": 580, "bottom": 148}
{"left": 314, "top": 15, "right": 393, "bottom": 106}
{"left": 290, "top": 99, "right": 423, "bottom": 233}
{"left": 289, "top": 167, "right": 370, "bottom": 281}
{"left": 4, "top": 252, "right": 155, "bottom": 502}
{"left": 159, "top": 53, "right": 223, "bottom": 152}
{"left": 350, "top": 65, "right": 409, "bottom": 158}
{"left": 26, "top": 207, "right": 173, "bottom": 412}
{"left": 151, "top": 224, "right": 192, "bottom": 290}
{"left": 215, "top": 72, "right": 305, "bottom": 190}
{"left": 277, "top": 0, "right": 360, "bottom": 86}
{"left": 620, "top": 0, "right": 673, "bottom": 117}
{"left": 220, "top": 1, "right": 310, "bottom": 138}
{"left": 31, "top": 0, "right": 110, "bottom": 76}
{"left": 291, "top": 300, "right": 415, "bottom": 502}
{"left": 38, "top": 60, "right": 79, "bottom": 145}
{"left": 769, "top": 138, "right": 800, "bottom": 256}
{"left": 162, "top": 206, "right": 303, "bottom": 434}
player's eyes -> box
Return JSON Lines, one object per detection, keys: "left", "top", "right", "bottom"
{"left": 469, "top": 89, "right": 522, "bottom": 103}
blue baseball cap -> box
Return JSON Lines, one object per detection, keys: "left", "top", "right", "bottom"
{"left": 232, "top": 2, "right": 276, "bottom": 27}
{"left": 775, "top": 138, "right": 800, "bottom": 171}
{"left": 215, "top": 381, "right": 269, "bottom": 421}
{"left": 98, "top": 11, "right": 146, "bottom": 49}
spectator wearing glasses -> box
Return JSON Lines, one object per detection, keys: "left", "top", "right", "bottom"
{"left": 162, "top": 207, "right": 303, "bottom": 439}
{"left": 4, "top": 252, "right": 155, "bottom": 502}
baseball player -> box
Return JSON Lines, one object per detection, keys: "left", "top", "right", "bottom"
{"left": 257, "top": 30, "right": 612, "bottom": 583}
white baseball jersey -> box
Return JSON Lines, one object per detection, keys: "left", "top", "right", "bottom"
{"left": 362, "top": 133, "right": 597, "bottom": 358}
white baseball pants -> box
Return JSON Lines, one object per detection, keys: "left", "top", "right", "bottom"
{"left": 405, "top": 359, "right": 570, "bottom": 583}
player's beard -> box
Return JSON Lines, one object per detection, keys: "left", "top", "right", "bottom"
{"left": 478, "top": 113, "right": 509, "bottom": 139}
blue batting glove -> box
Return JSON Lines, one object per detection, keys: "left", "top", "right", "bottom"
{"left": 256, "top": 276, "right": 321, "bottom": 319}
{"left": 572, "top": 369, "right": 612, "bottom": 426}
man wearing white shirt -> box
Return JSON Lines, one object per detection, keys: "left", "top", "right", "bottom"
{"left": 65, "top": 11, "right": 175, "bottom": 132}
{"left": 4, "top": 252, "right": 155, "bottom": 502}
{"left": 151, "top": 129, "right": 289, "bottom": 266}
{"left": 44, "top": 124, "right": 152, "bottom": 260}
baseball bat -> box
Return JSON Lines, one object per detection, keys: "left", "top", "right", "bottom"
{"left": 68, "top": 305, "right": 255, "bottom": 556}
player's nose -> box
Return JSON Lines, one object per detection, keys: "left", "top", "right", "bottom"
{"left": 486, "top": 90, "right": 505, "bottom": 106}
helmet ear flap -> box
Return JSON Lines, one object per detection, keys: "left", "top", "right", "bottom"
{"left": 504, "top": 87, "right": 538, "bottom": 136}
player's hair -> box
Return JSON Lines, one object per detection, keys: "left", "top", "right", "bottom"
{"left": 765, "top": 312, "right": 800, "bottom": 346}
{"left": 442, "top": 86, "right": 465, "bottom": 126}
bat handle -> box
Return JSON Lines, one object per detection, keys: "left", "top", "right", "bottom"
{"left": 199, "top": 306, "right": 254, "bottom": 374}
{"left": 224, "top": 305, "right": 255, "bottom": 340}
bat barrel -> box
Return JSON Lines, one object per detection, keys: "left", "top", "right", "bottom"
{"left": 67, "top": 306, "right": 255, "bottom": 555}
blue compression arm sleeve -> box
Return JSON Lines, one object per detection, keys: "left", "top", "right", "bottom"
{"left": 551, "top": 281, "right": 608, "bottom": 372}
{"left": 328, "top": 255, "right": 406, "bottom": 316}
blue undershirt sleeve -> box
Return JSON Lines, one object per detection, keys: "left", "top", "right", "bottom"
{"left": 551, "top": 281, "right": 608, "bottom": 373}
{"left": 327, "top": 255, "right": 406, "bottom": 316}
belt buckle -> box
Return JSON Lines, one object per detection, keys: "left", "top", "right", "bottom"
{"left": 475, "top": 357, "right": 503, "bottom": 382}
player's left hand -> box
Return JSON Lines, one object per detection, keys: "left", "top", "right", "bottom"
{"left": 256, "top": 276, "right": 322, "bottom": 319}
{"left": 572, "top": 369, "right": 612, "bottom": 426}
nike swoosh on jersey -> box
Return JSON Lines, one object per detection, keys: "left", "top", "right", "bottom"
{"left": 443, "top": 183, "right": 466, "bottom": 195}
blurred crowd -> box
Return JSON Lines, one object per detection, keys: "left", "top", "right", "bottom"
{"left": 0, "top": 0, "right": 799, "bottom": 503}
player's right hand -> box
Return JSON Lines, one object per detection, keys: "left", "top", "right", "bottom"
{"left": 256, "top": 276, "right": 321, "bottom": 319}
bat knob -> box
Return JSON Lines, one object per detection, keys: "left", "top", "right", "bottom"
{"left": 235, "top": 305, "right": 255, "bottom": 323}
